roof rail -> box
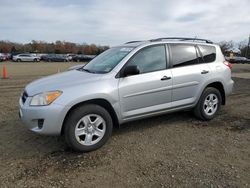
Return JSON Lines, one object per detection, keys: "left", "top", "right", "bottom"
{"left": 125, "top": 40, "right": 143, "bottom": 44}
{"left": 150, "top": 37, "right": 213, "bottom": 44}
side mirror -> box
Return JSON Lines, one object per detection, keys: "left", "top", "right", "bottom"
{"left": 123, "top": 65, "right": 140, "bottom": 77}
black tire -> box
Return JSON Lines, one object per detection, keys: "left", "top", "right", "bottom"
{"left": 34, "top": 58, "right": 37, "bottom": 62}
{"left": 194, "top": 87, "right": 222, "bottom": 121}
{"left": 64, "top": 104, "right": 113, "bottom": 152}
{"left": 17, "top": 59, "right": 21, "bottom": 62}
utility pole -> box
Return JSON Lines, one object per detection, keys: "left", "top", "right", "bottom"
{"left": 245, "top": 34, "right": 250, "bottom": 58}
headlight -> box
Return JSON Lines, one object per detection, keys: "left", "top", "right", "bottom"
{"left": 30, "top": 91, "right": 62, "bottom": 106}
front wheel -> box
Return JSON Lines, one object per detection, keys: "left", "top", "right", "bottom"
{"left": 194, "top": 87, "right": 222, "bottom": 121}
{"left": 64, "top": 104, "right": 113, "bottom": 152}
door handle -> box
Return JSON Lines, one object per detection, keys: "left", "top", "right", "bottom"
{"left": 201, "top": 70, "right": 209, "bottom": 74}
{"left": 161, "top": 76, "right": 171, "bottom": 81}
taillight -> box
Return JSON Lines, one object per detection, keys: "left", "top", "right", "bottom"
{"left": 223, "top": 61, "right": 232, "bottom": 70}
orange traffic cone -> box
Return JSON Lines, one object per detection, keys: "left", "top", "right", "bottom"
{"left": 2, "top": 65, "right": 8, "bottom": 79}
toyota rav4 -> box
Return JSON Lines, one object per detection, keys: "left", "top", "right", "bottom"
{"left": 19, "top": 37, "right": 234, "bottom": 152}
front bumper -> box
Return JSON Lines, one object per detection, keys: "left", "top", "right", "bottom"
{"left": 19, "top": 97, "right": 69, "bottom": 135}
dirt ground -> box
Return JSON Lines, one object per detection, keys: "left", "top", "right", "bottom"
{"left": 0, "top": 62, "right": 250, "bottom": 188}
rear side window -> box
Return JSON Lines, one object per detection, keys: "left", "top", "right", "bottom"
{"left": 198, "top": 45, "right": 216, "bottom": 63}
{"left": 127, "top": 45, "right": 166, "bottom": 74}
{"left": 170, "top": 44, "right": 199, "bottom": 68}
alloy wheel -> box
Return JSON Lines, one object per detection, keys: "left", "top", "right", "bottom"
{"left": 203, "top": 93, "right": 218, "bottom": 116}
{"left": 74, "top": 114, "right": 106, "bottom": 146}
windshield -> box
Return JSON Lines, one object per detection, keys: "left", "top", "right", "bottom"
{"left": 79, "top": 47, "right": 134, "bottom": 73}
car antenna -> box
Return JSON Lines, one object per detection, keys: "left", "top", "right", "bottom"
{"left": 193, "top": 36, "right": 197, "bottom": 42}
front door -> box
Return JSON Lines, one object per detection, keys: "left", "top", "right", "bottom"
{"left": 118, "top": 45, "right": 172, "bottom": 120}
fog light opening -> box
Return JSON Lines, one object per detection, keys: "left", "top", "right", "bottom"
{"left": 37, "top": 119, "right": 44, "bottom": 129}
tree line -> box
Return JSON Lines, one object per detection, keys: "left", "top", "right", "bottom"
{"left": 219, "top": 40, "right": 249, "bottom": 57}
{"left": 0, "top": 40, "right": 110, "bottom": 55}
{"left": 0, "top": 39, "right": 249, "bottom": 57}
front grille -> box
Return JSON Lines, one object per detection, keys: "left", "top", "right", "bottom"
{"left": 21, "top": 91, "right": 28, "bottom": 104}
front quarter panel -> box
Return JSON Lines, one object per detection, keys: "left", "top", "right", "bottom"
{"left": 54, "top": 75, "right": 121, "bottom": 122}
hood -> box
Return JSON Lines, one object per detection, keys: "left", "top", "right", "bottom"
{"left": 25, "top": 70, "right": 103, "bottom": 96}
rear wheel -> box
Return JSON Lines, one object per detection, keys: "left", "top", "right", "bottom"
{"left": 194, "top": 87, "right": 222, "bottom": 120}
{"left": 64, "top": 104, "right": 113, "bottom": 152}
{"left": 17, "top": 59, "right": 21, "bottom": 62}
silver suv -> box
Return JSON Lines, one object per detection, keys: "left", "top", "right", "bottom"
{"left": 19, "top": 38, "right": 234, "bottom": 152}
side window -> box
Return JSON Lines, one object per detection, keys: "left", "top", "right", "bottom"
{"left": 198, "top": 45, "right": 216, "bottom": 63}
{"left": 170, "top": 44, "right": 199, "bottom": 68}
{"left": 127, "top": 45, "right": 167, "bottom": 74}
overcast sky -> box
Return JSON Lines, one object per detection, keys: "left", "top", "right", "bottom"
{"left": 0, "top": 0, "right": 249, "bottom": 46}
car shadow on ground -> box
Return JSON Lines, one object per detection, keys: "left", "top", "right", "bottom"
{"left": 9, "top": 110, "right": 196, "bottom": 155}
{"left": 14, "top": 107, "right": 249, "bottom": 156}
{"left": 113, "top": 110, "right": 196, "bottom": 134}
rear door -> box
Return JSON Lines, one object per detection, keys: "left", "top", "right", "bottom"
{"left": 19, "top": 54, "right": 26, "bottom": 61}
{"left": 23, "top": 54, "right": 31, "bottom": 61}
{"left": 118, "top": 45, "right": 172, "bottom": 119}
{"left": 169, "top": 43, "right": 210, "bottom": 107}
{"left": 27, "top": 54, "right": 33, "bottom": 61}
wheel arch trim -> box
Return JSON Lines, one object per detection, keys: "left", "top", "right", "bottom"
{"left": 197, "top": 81, "right": 226, "bottom": 105}
{"left": 61, "top": 98, "right": 120, "bottom": 135}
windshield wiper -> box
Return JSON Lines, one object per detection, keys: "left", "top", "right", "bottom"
{"left": 79, "top": 68, "right": 96, "bottom": 73}
{"left": 81, "top": 68, "right": 108, "bottom": 74}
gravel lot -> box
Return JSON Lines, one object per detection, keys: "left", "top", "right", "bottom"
{"left": 0, "top": 62, "right": 250, "bottom": 188}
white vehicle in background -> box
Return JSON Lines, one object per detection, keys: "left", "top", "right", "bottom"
{"left": 66, "top": 54, "right": 75, "bottom": 61}
{"left": 0, "top": 53, "right": 5, "bottom": 61}
{"left": 0, "top": 53, "right": 9, "bottom": 61}
{"left": 13, "top": 54, "right": 40, "bottom": 62}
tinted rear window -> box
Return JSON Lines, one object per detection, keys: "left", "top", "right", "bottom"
{"left": 170, "top": 44, "right": 199, "bottom": 67}
{"left": 198, "top": 45, "right": 216, "bottom": 63}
